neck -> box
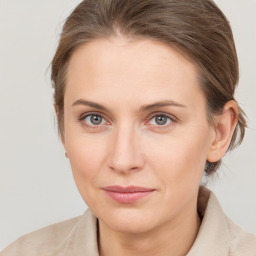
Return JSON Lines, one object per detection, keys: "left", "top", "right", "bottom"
{"left": 98, "top": 198, "right": 201, "bottom": 256}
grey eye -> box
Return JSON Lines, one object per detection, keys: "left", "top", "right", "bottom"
{"left": 149, "top": 114, "right": 172, "bottom": 126}
{"left": 83, "top": 114, "right": 106, "bottom": 126}
{"left": 90, "top": 115, "right": 103, "bottom": 125}
{"left": 155, "top": 115, "right": 168, "bottom": 125}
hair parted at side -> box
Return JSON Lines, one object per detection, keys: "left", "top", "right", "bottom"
{"left": 51, "top": 0, "right": 247, "bottom": 175}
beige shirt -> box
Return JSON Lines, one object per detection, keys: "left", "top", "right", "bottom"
{"left": 1, "top": 188, "right": 256, "bottom": 256}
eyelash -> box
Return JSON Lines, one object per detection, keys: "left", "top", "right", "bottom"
{"left": 78, "top": 112, "right": 108, "bottom": 129}
{"left": 78, "top": 111, "right": 177, "bottom": 129}
{"left": 146, "top": 112, "right": 177, "bottom": 128}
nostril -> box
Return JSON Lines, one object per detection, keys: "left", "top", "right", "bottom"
{"left": 108, "top": 152, "right": 144, "bottom": 173}
{"left": 108, "top": 128, "right": 144, "bottom": 173}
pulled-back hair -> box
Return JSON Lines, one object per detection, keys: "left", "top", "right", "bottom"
{"left": 51, "top": 0, "right": 246, "bottom": 175}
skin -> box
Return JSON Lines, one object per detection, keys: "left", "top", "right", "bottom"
{"left": 60, "top": 36, "right": 238, "bottom": 256}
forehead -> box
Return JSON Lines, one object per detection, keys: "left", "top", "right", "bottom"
{"left": 67, "top": 36, "right": 197, "bottom": 80}
{"left": 65, "top": 37, "right": 205, "bottom": 110}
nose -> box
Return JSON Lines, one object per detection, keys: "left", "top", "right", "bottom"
{"left": 108, "top": 124, "right": 144, "bottom": 174}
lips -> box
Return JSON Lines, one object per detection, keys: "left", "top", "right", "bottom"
{"left": 102, "top": 186, "right": 155, "bottom": 204}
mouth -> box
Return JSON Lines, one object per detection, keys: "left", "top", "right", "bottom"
{"left": 102, "top": 186, "right": 155, "bottom": 204}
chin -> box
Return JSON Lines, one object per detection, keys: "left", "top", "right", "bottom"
{"left": 98, "top": 207, "right": 159, "bottom": 234}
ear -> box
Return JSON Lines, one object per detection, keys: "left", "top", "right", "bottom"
{"left": 207, "top": 100, "right": 238, "bottom": 162}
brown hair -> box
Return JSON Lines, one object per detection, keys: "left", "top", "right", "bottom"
{"left": 51, "top": 0, "right": 246, "bottom": 175}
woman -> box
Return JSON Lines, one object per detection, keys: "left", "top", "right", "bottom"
{"left": 1, "top": 0, "right": 256, "bottom": 255}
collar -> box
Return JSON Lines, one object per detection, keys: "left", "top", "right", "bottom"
{"left": 187, "top": 187, "right": 230, "bottom": 255}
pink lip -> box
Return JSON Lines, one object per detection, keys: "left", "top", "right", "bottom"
{"left": 102, "top": 186, "right": 155, "bottom": 204}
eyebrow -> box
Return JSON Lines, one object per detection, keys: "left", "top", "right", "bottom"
{"left": 72, "top": 99, "right": 109, "bottom": 111}
{"left": 72, "top": 99, "right": 187, "bottom": 112}
{"left": 139, "top": 100, "right": 187, "bottom": 111}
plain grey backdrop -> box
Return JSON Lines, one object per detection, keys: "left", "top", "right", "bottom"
{"left": 0, "top": 0, "right": 255, "bottom": 250}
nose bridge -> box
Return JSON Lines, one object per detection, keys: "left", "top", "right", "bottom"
{"left": 109, "top": 122, "right": 143, "bottom": 173}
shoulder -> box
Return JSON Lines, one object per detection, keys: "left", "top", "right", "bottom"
{"left": 189, "top": 187, "right": 256, "bottom": 256}
{"left": 0, "top": 216, "right": 82, "bottom": 256}
{"left": 225, "top": 215, "right": 256, "bottom": 255}
{"left": 0, "top": 209, "right": 97, "bottom": 256}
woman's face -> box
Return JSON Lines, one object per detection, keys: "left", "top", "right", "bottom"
{"left": 63, "top": 37, "right": 215, "bottom": 233}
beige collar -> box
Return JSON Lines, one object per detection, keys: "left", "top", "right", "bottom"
{"left": 187, "top": 187, "right": 230, "bottom": 255}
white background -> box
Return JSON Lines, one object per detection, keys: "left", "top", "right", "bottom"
{"left": 0, "top": 0, "right": 255, "bottom": 251}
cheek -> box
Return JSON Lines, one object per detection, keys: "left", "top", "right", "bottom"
{"left": 64, "top": 132, "right": 109, "bottom": 199}
{"left": 144, "top": 127, "right": 210, "bottom": 188}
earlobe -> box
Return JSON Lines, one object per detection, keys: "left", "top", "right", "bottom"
{"left": 207, "top": 100, "right": 238, "bottom": 162}
{"left": 54, "top": 104, "right": 59, "bottom": 114}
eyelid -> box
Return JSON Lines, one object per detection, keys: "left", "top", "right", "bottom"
{"left": 145, "top": 112, "right": 178, "bottom": 127}
{"left": 78, "top": 111, "right": 177, "bottom": 129}
{"left": 78, "top": 111, "right": 111, "bottom": 128}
